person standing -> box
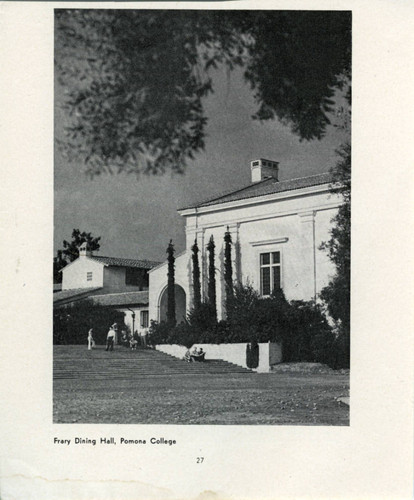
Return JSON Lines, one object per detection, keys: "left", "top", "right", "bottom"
{"left": 87, "top": 328, "right": 95, "bottom": 350}
{"left": 106, "top": 324, "right": 116, "bottom": 352}
{"left": 141, "top": 328, "right": 148, "bottom": 348}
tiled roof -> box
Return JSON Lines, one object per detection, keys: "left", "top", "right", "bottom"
{"left": 180, "top": 172, "right": 333, "bottom": 210}
{"left": 53, "top": 287, "right": 102, "bottom": 304}
{"left": 91, "top": 291, "right": 149, "bottom": 307}
{"left": 89, "top": 256, "right": 161, "bottom": 269}
{"left": 53, "top": 287, "right": 149, "bottom": 308}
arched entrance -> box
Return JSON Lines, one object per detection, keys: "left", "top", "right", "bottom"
{"left": 159, "top": 284, "right": 187, "bottom": 324}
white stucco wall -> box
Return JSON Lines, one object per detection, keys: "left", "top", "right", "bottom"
{"left": 155, "top": 342, "right": 282, "bottom": 372}
{"left": 62, "top": 257, "right": 104, "bottom": 290}
{"left": 149, "top": 183, "right": 341, "bottom": 324}
{"left": 182, "top": 186, "right": 340, "bottom": 319}
{"left": 117, "top": 307, "right": 149, "bottom": 335}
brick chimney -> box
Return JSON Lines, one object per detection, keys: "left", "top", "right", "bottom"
{"left": 251, "top": 159, "right": 279, "bottom": 183}
{"left": 79, "top": 242, "right": 92, "bottom": 257}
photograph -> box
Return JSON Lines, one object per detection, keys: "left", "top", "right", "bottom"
{"left": 53, "top": 9, "right": 351, "bottom": 425}
{"left": 2, "top": 1, "right": 414, "bottom": 499}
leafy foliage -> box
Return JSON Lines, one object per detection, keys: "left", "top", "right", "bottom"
{"left": 55, "top": 10, "right": 351, "bottom": 175}
{"left": 149, "top": 282, "right": 345, "bottom": 368}
{"left": 320, "top": 142, "right": 351, "bottom": 367}
{"left": 53, "top": 229, "right": 101, "bottom": 283}
{"left": 53, "top": 300, "right": 125, "bottom": 344}
{"left": 187, "top": 301, "right": 217, "bottom": 332}
{"left": 282, "top": 300, "right": 332, "bottom": 363}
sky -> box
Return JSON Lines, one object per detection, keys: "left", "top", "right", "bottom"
{"left": 55, "top": 65, "right": 349, "bottom": 263}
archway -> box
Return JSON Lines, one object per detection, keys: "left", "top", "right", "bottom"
{"left": 159, "top": 284, "right": 187, "bottom": 324}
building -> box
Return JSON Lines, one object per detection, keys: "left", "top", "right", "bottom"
{"left": 53, "top": 242, "right": 160, "bottom": 334}
{"left": 149, "top": 159, "right": 342, "bottom": 323}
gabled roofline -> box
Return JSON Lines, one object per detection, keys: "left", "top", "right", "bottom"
{"left": 178, "top": 180, "right": 332, "bottom": 217}
{"left": 59, "top": 256, "right": 106, "bottom": 273}
{"left": 178, "top": 172, "right": 333, "bottom": 215}
{"left": 60, "top": 255, "right": 160, "bottom": 273}
{"left": 178, "top": 177, "right": 271, "bottom": 212}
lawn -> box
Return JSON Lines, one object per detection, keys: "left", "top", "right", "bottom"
{"left": 54, "top": 354, "right": 349, "bottom": 425}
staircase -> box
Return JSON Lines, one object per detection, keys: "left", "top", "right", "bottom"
{"left": 53, "top": 345, "right": 253, "bottom": 380}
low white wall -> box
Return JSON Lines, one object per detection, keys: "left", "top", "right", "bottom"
{"left": 269, "top": 342, "right": 283, "bottom": 365}
{"left": 155, "top": 342, "right": 282, "bottom": 373}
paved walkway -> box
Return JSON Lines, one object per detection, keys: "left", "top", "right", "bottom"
{"left": 53, "top": 346, "right": 350, "bottom": 425}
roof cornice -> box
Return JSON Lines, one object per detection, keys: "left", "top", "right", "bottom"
{"left": 178, "top": 182, "right": 332, "bottom": 217}
{"left": 60, "top": 256, "right": 105, "bottom": 273}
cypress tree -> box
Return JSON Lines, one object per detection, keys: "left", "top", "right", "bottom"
{"left": 191, "top": 239, "right": 201, "bottom": 310}
{"left": 166, "top": 239, "right": 176, "bottom": 327}
{"left": 224, "top": 227, "right": 234, "bottom": 314}
{"left": 207, "top": 235, "right": 217, "bottom": 322}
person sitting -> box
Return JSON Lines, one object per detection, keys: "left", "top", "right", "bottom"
{"left": 191, "top": 347, "right": 205, "bottom": 362}
{"left": 183, "top": 348, "right": 191, "bottom": 362}
{"left": 121, "top": 330, "right": 128, "bottom": 346}
{"left": 129, "top": 336, "right": 138, "bottom": 350}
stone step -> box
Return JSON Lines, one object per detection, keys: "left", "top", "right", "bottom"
{"left": 53, "top": 346, "right": 253, "bottom": 379}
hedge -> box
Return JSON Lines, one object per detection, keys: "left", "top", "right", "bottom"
{"left": 53, "top": 299, "right": 126, "bottom": 345}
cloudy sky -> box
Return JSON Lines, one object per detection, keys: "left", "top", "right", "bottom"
{"left": 55, "top": 64, "right": 349, "bottom": 263}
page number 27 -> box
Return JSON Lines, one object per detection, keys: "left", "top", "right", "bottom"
{"left": 196, "top": 457, "right": 204, "bottom": 464}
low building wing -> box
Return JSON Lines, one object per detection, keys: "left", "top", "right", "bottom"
{"left": 89, "top": 256, "right": 160, "bottom": 269}
{"left": 91, "top": 291, "right": 149, "bottom": 308}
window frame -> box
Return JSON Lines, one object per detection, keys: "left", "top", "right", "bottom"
{"left": 259, "top": 250, "right": 282, "bottom": 297}
{"left": 86, "top": 271, "right": 93, "bottom": 282}
{"left": 140, "top": 310, "right": 149, "bottom": 328}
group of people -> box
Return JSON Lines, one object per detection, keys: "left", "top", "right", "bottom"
{"left": 184, "top": 346, "right": 205, "bottom": 362}
{"left": 120, "top": 329, "right": 145, "bottom": 350}
{"left": 87, "top": 324, "right": 148, "bottom": 351}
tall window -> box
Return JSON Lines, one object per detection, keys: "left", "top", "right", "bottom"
{"left": 141, "top": 310, "right": 149, "bottom": 328}
{"left": 86, "top": 272, "right": 93, "bottom": 281}
{"left": 260, "top": 251, "right": 281, "bottom": 296}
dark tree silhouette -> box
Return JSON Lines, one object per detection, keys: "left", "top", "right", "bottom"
{"left": 320, "top": 142, "right": 351, "bottom": 367}
{"left": 224, "top": 227, "right": 233, "bottom": 315}
{"left": 55, "top": 10, "right": 351, "bottom": 176}
{"left": 191, "top": 239, "right": 201, "bottom": 310}
{"left": 166, "top": 239, "right": 176, "bottom": 327}
{"left": 207, "top": 235, "right": 217, "bottom": 322}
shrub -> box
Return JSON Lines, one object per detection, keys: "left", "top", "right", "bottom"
{"left": 148, "top": 320, "right": 170, "bottom": 346}
{"left": 187, "top": 301, "right": 216, "bottom": 331}
{"left": 53, "top": 300, "right": 126, "bottom": 345}
{"left": 148, "top": 284, "right": 344, "bottom": 369}
{"left": 281, "top": 300, "right": 334, "bottom": 364}
{"left": 226, "top": 284, "right": 289, "bottom": 343}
